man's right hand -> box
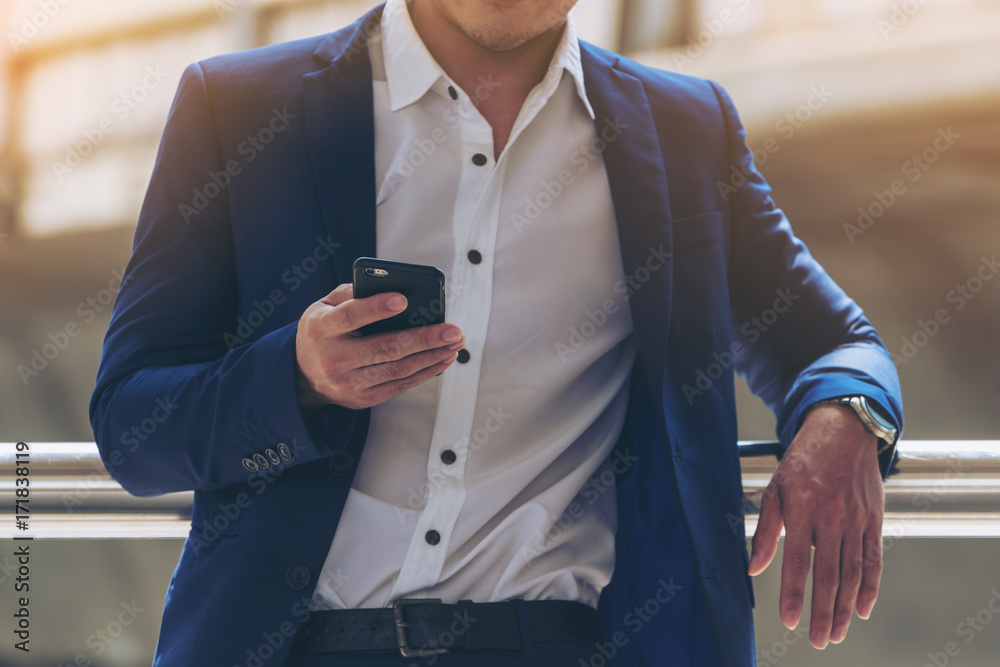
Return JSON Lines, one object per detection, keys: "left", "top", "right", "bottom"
{"left": 295, "top": 283, "right": 465, "bottom": 411}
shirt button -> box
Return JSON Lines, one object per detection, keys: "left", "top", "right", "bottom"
{"left": 471, "top": 153, "right": 488, "bottom": 166}
{"left": 448, "top": 85, "right": 458, "bottom": 100}
{"left": 456, "top": 349, "right": 470, "bottom": 364}
{"left": 467, "top": 249, "right": 482, "bottom": 264}
{"left": 425, "top": 530, "right": 441, "bottom": 546}
{"left": 440, "top": 450, "right": 457, "bottom": 465}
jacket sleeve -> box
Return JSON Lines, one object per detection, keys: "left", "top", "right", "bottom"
{"left": 710, "top": 81, "right": 904, "bottom": 479}
{"left": 89, "top": 62, "right": 359, "bottom": 497}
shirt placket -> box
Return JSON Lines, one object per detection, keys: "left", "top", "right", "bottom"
{"left": 388, "top": 84, "right": 506, "bottom": 599}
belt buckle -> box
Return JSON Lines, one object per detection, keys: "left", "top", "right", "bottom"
{"left": 392, "top": 598, "right": 449, "bottom": 658}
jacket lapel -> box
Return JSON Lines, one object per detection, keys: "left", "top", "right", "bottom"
{"left": 301, "top": 15, "right": 677, "bottom": 395}
{"left": 581, "top": 45, "right": 675, "bottom": 407}
{"left": 302, "top": 5, "right": 385, "bottom": 285}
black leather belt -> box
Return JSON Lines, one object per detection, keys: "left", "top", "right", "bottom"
{"left": 292, "top": 598, "right": 602, "bottom": 658}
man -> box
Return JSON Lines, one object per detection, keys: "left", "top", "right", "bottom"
{"left": 90, "top": 0, "right": 903, "bottom": 665}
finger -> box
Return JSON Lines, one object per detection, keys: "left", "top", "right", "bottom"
{"left": 319, "top": 283, "right": 354, "bottom": 307}
{"left": 808, "top": 530, "right": 840, "bottom": 649}
{"left": 327, "top": 292, "right": 408, "bottom": 333}
{"left": 856, "top": 522, "right": 883, "bottom": 620}
{"left": 355, "top": 324, "right": 464, "bottom": 366}
{"left": 349, "top": 346, "right": 461, "bottom": 390}
{"left": 361, "top": 353, "right": 459, "bottom": 405}
{"left": 778, "top": 526, "right": 812, "bottom": 631}
{"left": 749, "top": 482, "right": 784, "bottom": 575}
{"left": 830, "top": 533, "right": 864, "bottom": 644}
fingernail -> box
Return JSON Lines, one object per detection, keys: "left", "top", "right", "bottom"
{"left": 388, "top": 295, "right": 407, "bottom": 311}
{"left": 747, "top": 554, "right": 758, "bottom": 573}
{"left": 442, "top": 328, "right": 462, "bottom": 343}
{"left": 447, "top": 341, "right": 465, "bottom": 350}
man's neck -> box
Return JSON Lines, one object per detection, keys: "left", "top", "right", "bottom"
{"left": 407, "top": 0, "right": 567, "bottom": 159}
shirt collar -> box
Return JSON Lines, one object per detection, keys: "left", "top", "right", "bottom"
{"left": 545, "top": 10, "right": 595, "bottom": 119}
{"left": 380, "top": 0, "right": 595, "bottom": 119}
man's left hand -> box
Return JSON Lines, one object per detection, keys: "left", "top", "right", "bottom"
{"left": 748, "top": 404, "right": 885, "bottom": 649}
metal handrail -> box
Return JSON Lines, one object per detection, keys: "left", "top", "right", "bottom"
{"left": 2, "top": 441, "right": 1000, "bottom": 539}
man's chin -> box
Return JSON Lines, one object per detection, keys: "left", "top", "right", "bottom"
{"left": 461, "top": 20, "right": 562, "bottom": 53}
{"left": 462, "top": 27, "right": 536, "bottom": 52}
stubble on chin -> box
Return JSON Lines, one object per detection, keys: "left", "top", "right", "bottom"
{"left": 454, "top": 19, "right": 541, "bottom": 52}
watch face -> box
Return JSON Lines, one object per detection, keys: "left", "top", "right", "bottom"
{"left": 861, "top": 397, "right": 895, "bottom": 431}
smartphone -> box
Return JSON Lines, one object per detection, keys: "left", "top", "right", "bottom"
{"left": 352, "top": 257, "right": 446, "bottom": 335}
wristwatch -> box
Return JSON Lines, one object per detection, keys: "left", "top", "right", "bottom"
{"left": 815, "top": 395, "right": 898, "bottom": 451}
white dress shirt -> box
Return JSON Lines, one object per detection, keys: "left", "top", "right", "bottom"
{"left": 308, "top": 0, "right": 637, "bottom": 611}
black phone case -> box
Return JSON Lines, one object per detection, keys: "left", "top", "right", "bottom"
{"left": 352, "top": 257, "right": 446, "bottom": 335}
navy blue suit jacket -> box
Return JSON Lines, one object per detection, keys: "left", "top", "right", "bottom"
{"left": 90, "top": 5, "right": 903, "bottom": 665}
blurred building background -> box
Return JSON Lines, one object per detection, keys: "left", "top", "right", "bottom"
{"left": 0, "top": 0, "right": 998, "bottom": 665}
